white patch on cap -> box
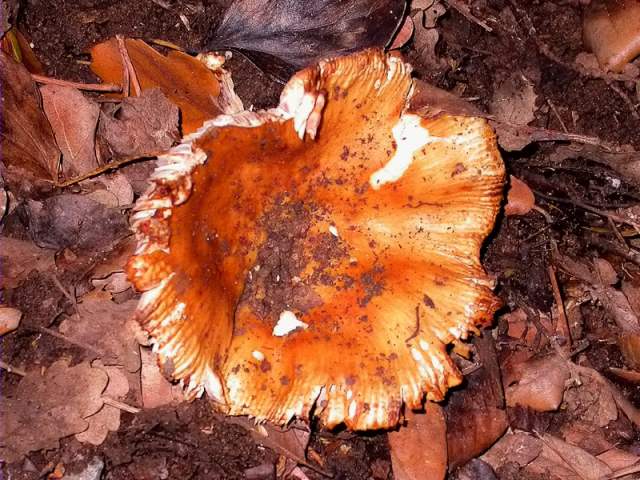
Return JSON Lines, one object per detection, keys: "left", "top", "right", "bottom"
{"left": 273, "top": 310, "right": 308, "bottom": 336}
{"left": 252, "top": 350, "right": 265, "bottom": 361}
{"left": 370, "top": 114, "right": 440, "bottom": 189}
{"left": 329, "top": 225, "right": 339, "bottom": 237}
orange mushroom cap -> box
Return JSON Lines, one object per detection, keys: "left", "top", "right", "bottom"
{"left": 127, "top": 49, "right": 505, "bottom": 430}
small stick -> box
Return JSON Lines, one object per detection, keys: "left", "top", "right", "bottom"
{"left": 546, "top": 98, "right": 568, "bottom": 133}
{"left": 445, "top": 0, "right": 493, "bottom": 32}
{"left": 38, "top": 326, "right": 104, "bottom": 356}
{"left": 31, "top": 74, "right": 121, "bottom": 92}
{"left": 0, "top": 360, "right": 27, "bottom": 377}
{"left": 116, "top": 35, "right": 141, "bottom": 96}
{"left": 55, "top": 152, "right": 162, "bottom": 188}
{"left": 102, "top": 395, "right": 141, "bottom": 413}
{"left": 547, "top": 264, "right": 572, "bottom": 346}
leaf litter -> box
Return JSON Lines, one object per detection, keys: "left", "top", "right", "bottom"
{"left": 4, "top": 0, "right": 640, "bottom": 478}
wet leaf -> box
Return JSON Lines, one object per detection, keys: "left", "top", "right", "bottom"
{"left": 389, "top": 16, "right": 414, "bottom": 50}
{"left": 481, "top": 432, "right": 542, "bottom": 470}
{"left": 0, "top": 306, "right": 21, "bottom": 336}
{"left": 40, "top": 84, "right": 100, "bottom": 178}
{"left": 504, "top": 175, "right": 535, "bottom": 216}
{"left": 0, "top": 51, "right": 60, "bottom": 196}
{"left": 58, "top": 290, "right": 141, "bottom": 372}
{"left": 388, "top": 407, "right": 447, "bottom": 480}
{"left": 205, "top": 0, "right": 405, "bottom": 79}
{"left": 0, "top": 360, "right": 107, "bottom": 463}
{"left": 90, "top": 39, "right": 239, "bottom": 135}
{"left": 504, "top": 355, "right": 569, "bottom": 412}
{"left": 96, "top": 88, "right": 178, "bottom": 160}
{"left": 583, "top": 0, "right": 640, "bottom": 72}
{"left": 24, "top": 193, "right": 129, "bottom": 253}
{"left": 531, "top": 434, "right": 612, "bottom": 480}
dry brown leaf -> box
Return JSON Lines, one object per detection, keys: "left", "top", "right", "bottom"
{"left": 0, "top": 306, "right": 21, "bottom": 335}
{"left": 530, "top": 434, "right": 612, "bottom": 480}
{"left": 59, "top": 290, "right": 141, "bottom": 372}
{"left": 481, "top": 432, "right": 543, "bottom": 470}
{"left": 504, "top": 175, "right": 535, "bottom": 216}
{"left": 90, "top": 38, "right": 237, "bottom": 135}
{"left": 40, "top": 84, "right": 100, "bottom": 178}
{"left": 504, "top": 355, "right": 569, "bottom": 412}
{"left": 564, "top": 374, "right": 618, "bottom": 428}
{"left": 0, "top": 51, "right": 60, "bottom": 196}
{"left": 140, "top": 347, "right": 184, "bottom": 409}
{"left": 24, "top": 194, "right": 130, "bottom": 253}
{"left": 0, "top": 360, "right": 107, "bottom": 463}
{"left": 96, "top": 88, "right": 179, "bottom": 159}
{"left": 490, "top": 73, "right": 537, "bottom": 126}
{"left": 76, "top": 362, "right": 129, "bottom": 446}
{"left": 388, "top": 407, "right": 447, "bottom": 480}
{"left": 596, "top": 447, "right": 640, "bottom": 471}
{"left": 0, "top": 236, "right": 55, "bottom": 288}
{"left": 413, "top": 7, "right": 446, "bottom": 68}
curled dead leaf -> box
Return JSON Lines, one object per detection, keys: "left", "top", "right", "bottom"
{"left": 583, "top": 0, "right": 640, "bottom": 72}
{"left": 0, "top": 51, "right": 60, "bottom": 196}
{"left": 504, "top": 175, "right": 535, "bottom": 216}
{"left": 0, "top": 306, "right": 21, "bottom": 336}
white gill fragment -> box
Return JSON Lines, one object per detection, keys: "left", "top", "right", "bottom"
{"left": 273, "top": 310, "right": 309, "bottom": 337}
{"left": 370, "top": 113, "right": 438, "bottom": 189}
{"left": 329, "top": 225, "right": 339, "bottom": 237}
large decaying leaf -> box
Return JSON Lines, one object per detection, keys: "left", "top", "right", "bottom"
{"left": 40, "top": 84, "right": 100, "bottom": 177}
{"left": 90, "top": 39, "right": 242, "bottom": 135}
{"left": 0, "top": 51, "right": 60, "bottom": 195}
{"left": 0, "top": 360, "right": 107, "bottom": 463}
{"left": 205, "top": 0, "right": 406, "bottom": 79}
{"left": 127, "top": 49, "right": 505, "bottom": 430}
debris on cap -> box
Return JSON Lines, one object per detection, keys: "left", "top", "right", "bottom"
{"left": 127, "top": 48, "right": 505, "bottom": 430}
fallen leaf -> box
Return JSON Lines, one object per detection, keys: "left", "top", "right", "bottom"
{"left": 90, "top": 38, "right": 241, "bottom": 135}
{"left": 490, "top": 73, "right": 537, "bottom": 126}
{"left": 206, "top": 0, "right": 405, "bottom": 76}
{"left": 0, "top": 360, "right": 107, "bottom": 463}
{"left": 58, "top": 290, "right": 141, "bottom": 372}
{"left": 85, "top": 173, "right": 134, "bottom": 208}
{"left": 596, "top": 447, "right": 640, "bottom": 471}
{"left": 504, "top": 175, "right": 535, "bottom": 216}
{"left": 40, "top": 84, "right": 100, "bottom": 178}
{"left": 481, "top": 431, "right": 543, "bottom": 470}
{"left": 0, "top": 306, "right": 21, "bottom": 335}
{"left": 413, "top": 3, "right": 447, "bottom": 68}
{"left": 446, "top": 336, "right": 508, "bottom": 469}
{"left": 24, "top": 194, "right": 130, "bottom": 253}
{"left": 388, "top": 406, "right": 447, "bottom": 480}
{"left": 583, "top": 0, "right": 640, "bottom": 72}
{"left": 0, "top": 236, "right": 55, "bottom": 288}
{"left": 389, "top": 16, "right": 414, "bottom": 50}
{"left": 96, "top": 88, "right": 179, "bottom": 159}
{"left": 76, "top": 362, "right": 130, "bottom": 446}
{"left": 504, "top": 355, "right": 569, "bottom": 412}
{"left": 140, "top": 347, "right": 184, "bottom": 409}
{"left": 0, "top": 51, "right": 60, "bottom": 196}
{"left": 530, "top": 434, "right": 612, "bottom": 480}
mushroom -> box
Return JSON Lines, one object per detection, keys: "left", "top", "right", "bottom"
{"left": 127, "top": 49, "right": 505, "bottom": 430}
{"left": 583, "top": 0, "right": 640, "bottom": 73}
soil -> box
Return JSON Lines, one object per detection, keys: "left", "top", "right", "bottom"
{"left": 5, "top": 0, "right": 640, "bottom": 478}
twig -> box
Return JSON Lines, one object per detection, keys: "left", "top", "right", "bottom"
{"left": 547, "top": 264, "right": 572, "bottom": 346}
{"left": 50, "top": 274, "right": 78, "bottom": 317}
{"left": 0, "top": 360, "right": 27, "bottom": 376}
{"left": 444, "top": 0, "right": 493, "bottom": 32}
{"left": 546, "top": 99, "right": 568, "bottom": 133}
{"left": 116, "top": 35, "right": 141, "bottom": 96}
{"left": 31, "top": 74, "right": 121, "bottom": 92}
{"left": 55, "top": 152, "right": 161, "bottom": 188}
{"left": 102, "top": 396, "right": 141, "bottom": 413}
{"left": 38, "top": 326, "right": 104, "bottom": 356}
